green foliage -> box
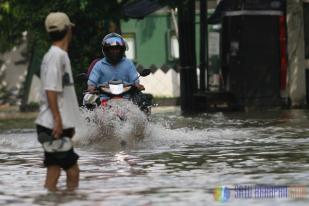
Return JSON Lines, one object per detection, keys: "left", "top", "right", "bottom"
{"left": 0, "top": 0, "right": 135, "bottom": 103}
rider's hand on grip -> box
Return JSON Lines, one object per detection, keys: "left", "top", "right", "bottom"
{"left": 135, "top": 84, "right": 145, "bottom": 91}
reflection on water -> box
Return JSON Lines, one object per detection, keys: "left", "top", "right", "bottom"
{"left": 1, "top": 108, "right": 309, "bottom": 205}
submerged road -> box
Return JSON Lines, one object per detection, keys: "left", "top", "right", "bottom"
{"left": 0, "top": 107, "right": 309, "bottom": 205}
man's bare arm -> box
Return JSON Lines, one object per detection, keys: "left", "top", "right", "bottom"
{"left": 46, "top": 90, "right": 62, "bottom": 138}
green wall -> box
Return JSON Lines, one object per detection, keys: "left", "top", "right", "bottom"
{"left": 121, "top": 14, "right": 170, "bottom": 68}
{"left": 121, "top": 13, "right": 205, "bottom": 69}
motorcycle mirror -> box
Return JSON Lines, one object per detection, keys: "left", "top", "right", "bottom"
{"left": 139, "top": 69, "right": 151, "bottom": 77}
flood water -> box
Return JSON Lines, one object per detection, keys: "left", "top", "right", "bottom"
{"left": 1, "top": 107, "right": 309, "bottom": 205}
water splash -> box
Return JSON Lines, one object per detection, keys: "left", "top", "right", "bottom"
{"left": 73, "top": 105, "right": 261, "bottom": 151}
{"left": 74, "top": 99, "right": 149, "bottom": 149}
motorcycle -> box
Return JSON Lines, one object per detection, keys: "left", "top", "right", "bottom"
{"left": 80, "top": 69, "right": 153, "bottom": 147}
{"left": 82, "top": 69, "right": 153, "bottom": 116}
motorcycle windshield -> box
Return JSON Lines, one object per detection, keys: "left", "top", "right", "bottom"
{"left": 109, "top": 84, "right": 124, "bottom": 95}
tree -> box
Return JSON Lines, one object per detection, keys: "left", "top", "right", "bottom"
{"left": 0, "top": 0, "right": 134, "bottom": 105}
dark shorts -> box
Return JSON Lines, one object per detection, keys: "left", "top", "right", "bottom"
{"left": 36, "top": 125, "right": 79, "bottom": 170}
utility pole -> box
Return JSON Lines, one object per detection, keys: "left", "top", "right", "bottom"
{"left": 178, "top": 0, "right": 197, "bottom": 113}
{"left": 200, "top": 0, "right": 208, "bottom": 91}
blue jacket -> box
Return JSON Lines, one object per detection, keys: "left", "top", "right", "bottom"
{"left": 87, "top": 57, "right": 139, "bottom": 99}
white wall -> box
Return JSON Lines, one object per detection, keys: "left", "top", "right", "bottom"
{"left": 0, "top": 35, "right": 28, "bottom": 105}
{"left": 140, "top": 68, "right": 180, "bottom": 97}
{"left": 0, "top": 42, "right": 28, "bottom": 92}
{"left": 27, "top": 75, "right": 41, "bottom": 104}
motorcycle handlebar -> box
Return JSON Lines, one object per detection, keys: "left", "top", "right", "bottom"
{"left": 97, "top": 83, "right": 136, "bottom": 88}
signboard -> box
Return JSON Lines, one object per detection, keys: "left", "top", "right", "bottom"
{"left": 209, "top": 32, "right": 220, "bottom": 56}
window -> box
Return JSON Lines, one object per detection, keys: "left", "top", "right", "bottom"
{"left": 168, "top": 30, "right": 179, "bottom": 60}
{"left": 170, "top": 34, "right": 179, "bottom": 59}
{"left": 122, "top": 33, "right": 136, "bottom": 60}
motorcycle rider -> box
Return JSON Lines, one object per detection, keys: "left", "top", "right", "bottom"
{"left": 87, "top": 33, "right": 144, "bottom": 102}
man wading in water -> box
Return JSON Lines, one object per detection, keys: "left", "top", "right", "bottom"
{"left": 35, "top": 12, "right": 80, "bottom": 191}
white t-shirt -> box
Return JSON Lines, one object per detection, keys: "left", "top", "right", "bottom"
{"left": 35, "top": 46, "right": 81, "bottom": 129}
